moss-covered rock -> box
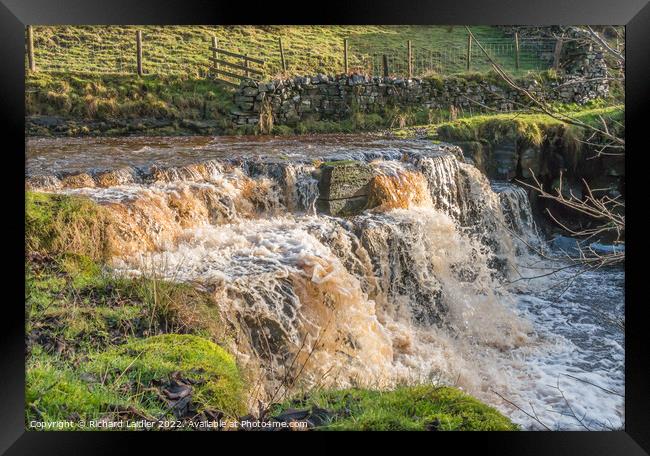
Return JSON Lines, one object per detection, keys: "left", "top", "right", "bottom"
{"left": 27, "top": 335, "right": 246, "bottom": 428}
{"left": 434, "top": 105, "right": 624, "bottom": 182}
{"left": 271, "top": 385, "right": 518, "bottom": 431}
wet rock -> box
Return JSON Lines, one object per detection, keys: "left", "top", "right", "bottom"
{"left": 26, "top": 174, "right": 62, "bottom": 191}
{"left": 180, "top": 119, "right": 220, "bottom": 134}
{"left": 94, "top": 167, "right": 138, "bottom": 187}
{"left": 453, "top": 141, "right": 486, "bottom": 172}
{"left": 425, "top": 418, "right": 441, "bottom": 431}
{"left": 551, "top": 235, "right": 583, "bottom": 255}
{"left": 317, "top": 196, "right": 369, "bottom": 217}
{"left": 159, "top": 372, "right": 200, "bottom": 419}
{"left": 60, "top": 172, "right": 96, "bottom": 189}
{"left": 29, "top": 115, "right": 65, "bottom": 128}
{"left": 271, "top": 406, "right": 333, "bottom": 429}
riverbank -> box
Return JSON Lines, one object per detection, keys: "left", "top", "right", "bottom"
{"left": 26, "top": 73, "right": 236, "bottom": 136}
{"left": 25, "top": 72, "right": 429, "bottom": 136}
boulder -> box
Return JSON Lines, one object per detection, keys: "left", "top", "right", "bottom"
{"left": 317, "top": 160, "right": 375, "bottom": 216}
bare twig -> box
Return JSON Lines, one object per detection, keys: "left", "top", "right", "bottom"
{"left": 492, "top": 389, "right": 552, "bottom": 430}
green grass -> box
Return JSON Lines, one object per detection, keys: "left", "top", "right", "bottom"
{"left": 25, "top": 191, "right": 244, "bottom": 428}
{"left": 392, "top": 104, "right": 624, "bottom": 141}
{"left": 27, "top": 348, "right": 132, "bottom": 428}
{"left": 26, "top": 26, "right": 622, "bottom": 137}
{"left": 26, "top": 72, "right": 235, "bottom": 133}
{"left": 30, "top": 26, "right": 531, "bottom": 78}
{"left": 26, "top": 191, "right": 112, "bottom": 261}
{"left": 24, "top": 192, "right": 224, "bottom": 338}
{"left": 87, "top": 334, "right": 245, "bottom": 417}
{"left": 26, "top": 26, "right": 542, "bottom": 135}
{"left": 26, "top": 253, "right": 226, "bottom": 351}
{"left": 272, "top": 386, "right": 518, "bottom": 431}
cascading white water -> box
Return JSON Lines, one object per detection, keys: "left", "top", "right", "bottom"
{"left": 492, "top": 182, "right": 544, "bottom": 254}
{"left": 26, "top": 136, "right": 623, "bottom": 430}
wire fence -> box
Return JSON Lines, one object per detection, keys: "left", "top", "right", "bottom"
{"left": 358, "top": 39, "right": 557, "bottom": 78}
{"left": 26, "top": 28, "right": 557, "bottom": 81}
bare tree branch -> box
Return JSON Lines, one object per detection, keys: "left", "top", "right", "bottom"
{"left": 585, "top": 26, "right": 625, "bottom": 63}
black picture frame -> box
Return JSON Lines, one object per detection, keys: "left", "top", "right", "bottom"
{"left": 1, "top": 0, "right": 647, "bottom": 453}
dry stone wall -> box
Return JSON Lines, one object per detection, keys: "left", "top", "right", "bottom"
{"left": 232, "top": 71, "right": 608, "bottom": 127}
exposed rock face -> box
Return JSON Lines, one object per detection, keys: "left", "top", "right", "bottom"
{"left": 520, "top": 150, "right": 541, "bottom": 181}
{"left": 492, "top": 139, "right": 518, "bottom": 180}
{"left": 26, "top": 116, "right": 223, "bottom": 137}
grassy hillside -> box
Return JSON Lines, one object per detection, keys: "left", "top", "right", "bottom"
{"left": 26, "top": 26, "right": 620, "bottom": 137}
{"left": 30, "top": 25, "right": 536, "bottom": 78}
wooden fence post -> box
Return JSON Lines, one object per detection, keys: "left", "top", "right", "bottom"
{"left": 514, "top": 31, "right": 520, "bottom": 71}
{"left": 553, "top": 38, "right": 563, "bottom": 71}
{"left": 407, "top": 40, "right": 412, "bottom": 78}
{"left": 136, "top": 30, "right": 143, "bottom": 76}
{"left": 466, "top": 33, "right": 472, "bottom": 71}
{"left": 382, "top": 54, "right": 389, "bottom": 77}
{"left": 244, "top": 55, "right": 250, "bottom": 78}
{"left": 27, "top": 25, "right": 36, "bottom": 72}
{"left": 212, "top": 36, "right": 219, "bottom": 75}
{"left": 278, "top": 37, "right": 287, "bottom": 72}
{"left": 343, "top": 38, "right": 348, "bottom": 74}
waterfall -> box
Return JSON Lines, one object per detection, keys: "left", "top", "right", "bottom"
{"left": 28, "top": 139, "right": 622, "bottom": 430}
{"left": 27, "top": 147, "right": 540, "bottom": 398}
{"left": 492, "top": 182, "right": 543, "bottom": 254}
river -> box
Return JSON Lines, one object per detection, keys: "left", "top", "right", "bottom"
{"left": 26, "top": 134, "right": 624, "bottom": 430}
